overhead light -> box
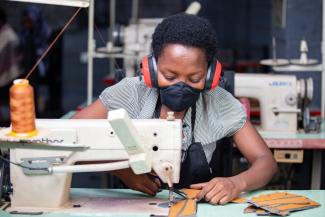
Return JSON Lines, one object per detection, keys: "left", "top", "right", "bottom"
{"left": 7, "top": 0, "right": 90, "bottom": 7}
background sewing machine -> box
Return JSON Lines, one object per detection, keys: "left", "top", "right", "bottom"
{"left": 95, "top": 1, "right": 202, "bottom": 78}
{"left": 0, "top": 109, "right": 182, "bottom": 213}
{"left": 234, "top": 73, "right": 319, "bottom": 133}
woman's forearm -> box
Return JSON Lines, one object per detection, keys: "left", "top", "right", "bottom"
{"left": 230, "top": 155, "right": 278, "bottom": 192}
{"left": 232, "top": 121, "right": 278, "bottom": 192}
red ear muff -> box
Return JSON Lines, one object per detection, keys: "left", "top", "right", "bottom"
{"left": 141, "top": 54, "right": 158, "bottom": 88}
{"left": 204, "top": 60, "right": 222, "bottom": 90}
{"left": 141, "top": 55, "right": 152, "bottom": 87}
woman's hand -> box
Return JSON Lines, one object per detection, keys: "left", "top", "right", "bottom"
{"left": 112, "top": 168, "right": 161, "bottom": 196}
{"left": 190, "top": 177, "right": 244, "bottom": 205}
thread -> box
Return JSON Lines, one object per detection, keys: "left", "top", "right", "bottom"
{"left": 6, "top": 8, "right": 82, "bottom": 137}
{"left": 25, "top": 7, "right": 82, "bottom": 80}
{"left": 9, "top": 79, "right": 37, "bottom": 138}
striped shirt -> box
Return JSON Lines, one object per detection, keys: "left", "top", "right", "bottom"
{"left": 99, "top": 77, "right": 246, "bottom": 163}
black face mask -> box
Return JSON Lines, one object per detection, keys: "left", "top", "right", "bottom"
{"left": 159, "top": 82, "right": 201, "bottom": 112}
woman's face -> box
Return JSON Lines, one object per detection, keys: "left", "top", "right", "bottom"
{"left": 157, "top": 44, "right": 208, "bottom": 90}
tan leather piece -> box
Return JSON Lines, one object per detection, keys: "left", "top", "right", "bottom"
{"left": 254, "top": 196, "right": 314, "bottom": 206}
{"left": 168, "top": 189, "right": 200, "bottom": 217}
{"left": 180, "top": 189, "right": 200, "bottom": 199}
{"left": 168, "top": 198, "right": 197, "bottom": 217}
{"left": 250, "top": 192, "right": 298, "bottom": 203}
{"left": 231, "top": 197, "right": 247, "bottom": 203}
{"left": 244, "top": 205, "right": 257, "bottom": 213}
{"left": 247, "top": 192, "right": 320, "bottom": 216}
{"left": 244, "top": 205, "right": 270, "bottom": 215}
{"left": 256, "top": 208, "right": 270, "bottom": 215}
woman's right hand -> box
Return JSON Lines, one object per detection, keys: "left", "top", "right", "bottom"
{"left": 112, "top": 168, "right": 161, "bottom": 196}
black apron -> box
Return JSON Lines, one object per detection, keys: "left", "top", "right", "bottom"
{"left": 154, "top": 99, "right": 233, "bottom": 189}
{"left": 174, "top": 104, "right": 214, "bottom": 188}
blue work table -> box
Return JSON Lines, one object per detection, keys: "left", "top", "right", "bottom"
{"left": 0, "top": 189, "right": 324, "bottom": 217}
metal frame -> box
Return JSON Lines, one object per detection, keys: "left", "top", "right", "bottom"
{"left": 7, "top": 0, "right": 90, "bottom": 7}
{"left": 87, "top": 0, "right": 95, "bottom": 105}
{"left": 86, "top": 0, "right": 139, "bottom": 105}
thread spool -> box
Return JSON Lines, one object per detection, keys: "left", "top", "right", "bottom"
{"left": 9, "top": 79, "right": 37, "bottom": 138}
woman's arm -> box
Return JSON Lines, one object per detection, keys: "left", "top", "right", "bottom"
{"left": 71, "top": 98, "right": 161, "bottom": 195}
{"left": 231, "top": 121, "right": 278, "bottom": 191}
{"left": 191, "top": 121, "right": 277, "bottom": 204}
{"left": 72, "top": 99, "right": 108, "bottom": 119}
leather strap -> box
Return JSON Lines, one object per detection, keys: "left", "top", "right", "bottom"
{"left": 168, "top": 189, "right": 200, "bottom": 217}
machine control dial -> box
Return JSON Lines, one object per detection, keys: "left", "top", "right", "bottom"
{"left": 285, "top": 94, "right": 297, "bottom": 106}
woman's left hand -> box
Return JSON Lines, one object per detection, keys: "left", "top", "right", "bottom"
{"left": 190, "top": 177, "right": 242, "bottom": 205}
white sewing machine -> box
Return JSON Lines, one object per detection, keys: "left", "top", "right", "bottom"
{"left": 234, "top": 73, "right": 313, "bottom": 132}
{"left": 0, "top": 109, "right": 182, "bottom": 212}
{"left": 106, "top": 2, "right": 201, "bottom": 76}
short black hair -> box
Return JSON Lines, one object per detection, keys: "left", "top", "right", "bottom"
{"left": 152, "top": 13, "right": 217, "bottom": 63}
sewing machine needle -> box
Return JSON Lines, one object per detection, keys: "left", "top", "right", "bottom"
{"left": 168, "top": 186, "right": 175, "bottom": 207}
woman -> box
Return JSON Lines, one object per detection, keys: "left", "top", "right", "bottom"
{"left": 73, "top": 13, "right": 277, "bottom": 205}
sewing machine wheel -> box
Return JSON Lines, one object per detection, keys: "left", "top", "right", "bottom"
{"left": 301, "top": 78, "right": 320, "bottom": 132}
{"left": 303, "top": 107, "right": 311, "bottom": 130}
{"left": 0, "top": 152, "right": 11, "bottom": 203}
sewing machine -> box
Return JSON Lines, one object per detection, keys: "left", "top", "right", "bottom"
{"left": 104, "top": 2, "right": 201, "bottom": 77}
{"left": 234, "top": 73, "right": 314, "bottom": 132}
{"left": 0, "top": 109, "right": 182, "bottom": 213}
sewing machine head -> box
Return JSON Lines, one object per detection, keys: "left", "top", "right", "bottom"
{"left": 0, "top": 109, "right": 182, "bottom": 212}
{"left": 235, "top": 73, "right": 316, "bottom": 132}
